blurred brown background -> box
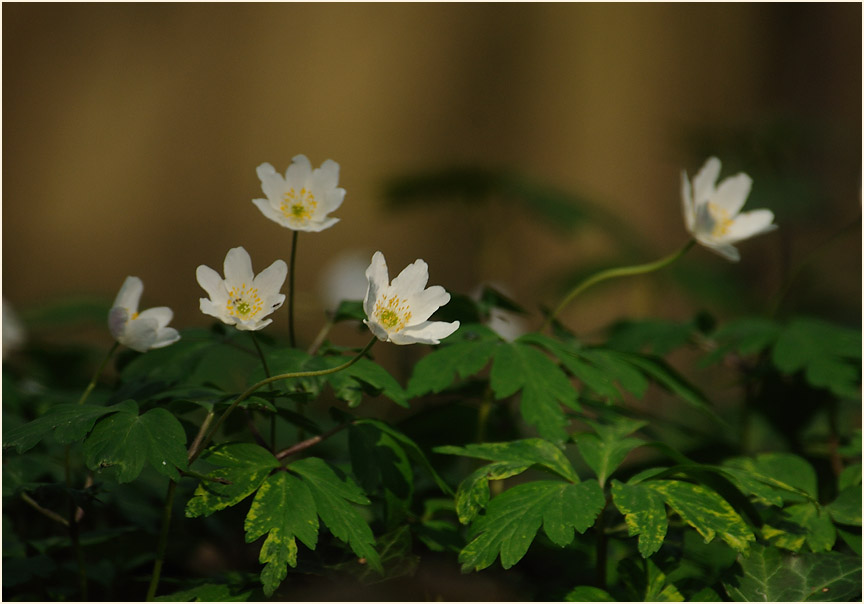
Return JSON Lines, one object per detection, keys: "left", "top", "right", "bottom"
{"left": 3, "top": 3, "right": 861, "bottom": 344}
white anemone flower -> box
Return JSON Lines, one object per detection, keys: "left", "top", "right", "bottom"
{"left": 196, "top": 246, "right": 287, "bottom": 331}
{"left": 682, "top": 156, "right": 777, "bottom": 262}
{"left": 108, "top": 277, "right": 180, "bottom": 353}
{"left": 363, "top": 251, "right": 459, "bottom": 345}
{"left": 253, "top": 155, "right": 345, "bottom": 232}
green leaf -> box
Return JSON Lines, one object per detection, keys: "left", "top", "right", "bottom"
{"left": 575, "top": 417, "right": 646, "bottom": 486}
{"left": 332, "top": 299, "right": 366, "bottom": 323}
{"left": 83, "top": 405, "right": 188, "bottom": 483}
{"left": 3, "top": 400, "right": 137, "bottom": 453}
{"left": 288, "top": 457, "right": 381, "bottom": 572}
{"left": 326, "top": 357, "right": 408, "bottom": 408}
{"left": 703, "top": 318, "right": 781, "bottom": 365}
{"left": 826, "top": 486, "right": 862, "bottom": 527}
{"left": 605, "top": 318, "right": 695, "bottom": 356}
{"left": 406, "top": 335, "right": 499, "bottom": 397}
{"left": 564, "top": 586, "right": 616, "bottom": 601}
{"left": 349, "top": 422, "right": 413, "bottom": 527}
{"left": 647, "top": 480, "right": 755, "bottom": 553}
{"left": 154, "top": 583, "right": 252, "bottom": 602}
{"left": 611, "top": 480, "right": 669, "bottom": 558}
{"left": 354, "top": 418, "right": 452, "bottom": 495}
{"left": 837, "top": 464, "right": 861, "bottom": 492}
{"left": 762, "top": 503, "right": 836, "bottom": 553}
{"left": 723, "top": 543, "right": 862, "bottom": 601}
{"left": 434, "top": 438, "right": 579, "bottom": 483}
{"left": 185, "top": 443, "right": 280, "bottom": 518}
{"left": 454, "top": 461, "right": 531, "bottom": 524}
{"left": 615, "top": 352, "right": 712, "bottom": 411}
{"left": 772, "top": 318, "right": 861, "bottom": 399}
{"left": 459, "top": 479, "right": 604, "bottom": 571}
{"left": 490, "top": 340, "right": 577, "bottom": 443}
{"left": 619, "top": 557, "right": 685, "bottom": 601}
{"left": 244, "top": 472, "right": 318, "bottom": 596}
{"left": 723, "top": 453, "right": 818, "bottom": 505}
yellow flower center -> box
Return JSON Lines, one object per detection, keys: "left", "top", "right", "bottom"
{"left": 226, "top": 283, "right": 263, "bottom": 319}
{"left": 281, "top": 187, "right": 317, "bottom": 225}
{"left": 707, "top": 202, "right": 734, "bottom": 237}
{"left": 374, "top": 295, "right": 412, "bottom": 333}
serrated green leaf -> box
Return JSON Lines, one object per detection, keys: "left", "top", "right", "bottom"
{"left": 331, "top": 357, "right": 408, "bottom": 408}
{"left": 605, "top": 318, "right": 695, "bottom": 356}
{"left": 406, "top": 338, "right": 499, "bottom": 397}
{"left": 772, "top": 318, "right": 861, "bottom": 399}
{"left": 615, "top": 352, "right": 711, "bottom": 411}
{"left": 826, "top": 486, "right": 862, "bottom": 527}
{"left": 459, "top": 480, "right": 604, "bottom": 571}
{"left": 723, "top": 543, "right": 861, "bottom": 601}
{"left": 647, "top": 480, "right": 754, "bottom": 553}
{"left": 490, "top": 341, "right": 577, "bottom": 443}
{"left": 620, "top": 557, "right": 685, "bottom": 601}
{"left": 576, "top": 431, "right": 644, "bottom": 487}
{"left": 455, "top": 461, "right": 531, "bottom": 524}
{"left": 762, "top": 503, "right": 836, "bottom": 553}
{"left": 354, "top": 418, "right": 452, "bottom": 495}
{"left": 703, "top": 318, "right": 781, "bottom": 365}
{"left": 349, "top": 423, "right": 412, "bottom": 527}
{"left": 434, "top": 438, "right": 579, "bottom": 483}
{"left": 185, "top": 443, "right": 279, "bottom": 518}
{"left": 154, "top": 582, "right": 252, "bottom": 602}
{"left": 82, "top": 406, "right": 188, "bottom": 483}
{"left": 582, "top": 349, "right": 650, "bottom": 399}
{"left": 288, "top": 457, "right": 381, "bottom": 572}
{"left": 3, "top": 400, "right": 137, "bottom": 453}
{"left": 243, "top": 471, "right": 318, "bottom": 596}
{"left": 611, "top": 480, "right": 668, "bottom": 558}
{"left": 838, "top": 464, "right": 861, "bottom": 492}
{"left": 564, "top": 586, "right": 616, "bottom": 601}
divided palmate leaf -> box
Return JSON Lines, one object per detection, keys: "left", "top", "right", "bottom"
{"left": 722, "top": 543, "right": 861, "bottom": 601}
{"left": 611, "top": 480, "right": 669, "bottom": 558}
{"left": 406, "top": 324, "right": 500, "bottom": 397}
{"left": 185, "top": 443, "right": 280, "bottom": 518}
{"left": 434, "top": 438, "right": 579, "bottom": 483}
{"left": 3, "top": 400, "right": 137, "bottom": 453}
{"left": 575, "top": 417, "right": 646, "bottom": 486}
{"left": 288, "top": 457, "right": 381, "bottom": 572}
{"left": 244, "top": 471, "right": 318, "bottom": 597}
{"left": 454, "top": 461, "right": 532, "bottom": 525}
{"left": 490, "top": 340, "right": 578, "bottom": 443}
{"left": 459, "top": 479, "right": 605, "bottom": 571}
{"left": 82, "top": 405, "right": 188, "bottom": 483}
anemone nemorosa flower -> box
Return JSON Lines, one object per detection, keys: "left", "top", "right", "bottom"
{"left": 108, "top": 277, "right": 180, "bottom": 353}
{"left": 253, "top": 155, "right": 345, "bottom": 232}
{"left": 363, "top": 251, "right": 459, "bottom": 345}
{"left": 196, "top": 246, "right": 287, "bottom": 331}
{"left": 681, "top": 156, "right": 777, "bottom": 262}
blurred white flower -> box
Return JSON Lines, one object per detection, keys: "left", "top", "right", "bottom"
{"left": 363, "top": 251, "right": 459, "bottom": 345}
{"left": 108, "top": 277, "right": 180, "bottom": 352}
{"left": 681, "top": 156, "right": 777, "bottom": 262}
{"left": 3, "top": 299, "right": 27, "bottom": 356}
{"left": 253, "top": 155, "right": 345, "bottom": 232}
{"left": 197, "top": 246, "right": 287, "bottom": 331}
{"left": 319, "top": 249, "right": 373, "bottom": 311}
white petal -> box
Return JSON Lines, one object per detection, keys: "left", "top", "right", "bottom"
{"left": 680, "top": 170, "right": 696, "bottom": 232}
{"left": 390, "top": 320, "right": 460, "bottom": 345}
{"left": 223, "top": 247, "right": 254, "bottom": 286}
{"left": 712, "top": 173, "right": 752, "bottom": 217}
{"left": 253, "top": 198, "right": 288, "bottom": 227}
{"left": 196, "top": 265, "right": 228, "bottom": 304}
{"left": 284, "top": 154, "right": 312, "bottom": 186}
{"left": 724, "top": 209, "right": 777, "bottom": 243}
{"left": 112, "top": 276, "right": 143, "bottom": 314}
{"left": 150, "top": 327, "right": 181, "bottom": 349}
{"left": 253, "top": 259, "right": 288, "bottom": 297}
{"left": 137, "top": 306, "right": 174, "bottom": 329}
{"left": 310, "top": 158, "right": 341, "bottom": 191}
{"left": 406, "top": 285, "right": 450, "bottom": 325}
{"left": 701, "top": 241, "right": 741, "bottom": 262}
{"left": 303, "top": 216, "right": 340, "bottom": 232}
{"left": 363, "top": 318, "right": 392, "bottom": 343}
{"left": 256, "top": 162, "right": 286, "bottom": 202}
{"left": 121, "top": 316, "right": 160, "bottom": 352}
{"left": 199, "top": 298, "right": 227, "bottom": 322}
{"left": 691, "top": 157, "right": 721, "bottom": 207}
{"left": 364, "top": 252, "right": 389, "bottom": 319}
{"left": 108, "top": 306, "right": 129, "bottom": 339}
{"left": 391, "top": 258, "right": 429, "bottom": 295}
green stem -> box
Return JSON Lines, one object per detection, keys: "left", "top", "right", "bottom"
{"left": 543, "top": 239, "right": 695, "bottom": 331}
{"left": 475, "top": 385, "right": 494, "bottom": 443}
{"left": 250, "top": 332, "right": 277, "bottom": 451}
{"left": 145, "top": 480, "right": 177, "bottom": 601}
{"left": 288, "top": 230, "right": 299, "bottom": 348}
{"left": 275, "top": 422, "right": 351, "bottom": 461}
{"left": 189, "top": 336, "right": 377, "bottom": 465}
{"left": 77, "top": 341, "right": 119, "bottom": 405}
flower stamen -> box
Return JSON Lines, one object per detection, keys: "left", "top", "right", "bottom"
{"left": 226, "top": 284, "right": 264, "bottom": 319}
{"left": 281, "top": 187, "right": 318, "bottom": 226}
{"left": 707, "top": 202, "right": 734, "bottom": 237}
{"left": 374, "top": 295, "right": 412, "bottom": 333}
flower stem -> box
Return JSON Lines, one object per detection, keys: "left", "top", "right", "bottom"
{"left": 288, "top": 230, "right": 299, "bottom": 348}
{"left": 188, "top": 336, "right": 377, "bottom": 465}
{"left": 77, "top": 341, "right": 119, "bottom": 405}
{"left": 250, "top": 332, "right": 277, "bottom": 451}
{"left": 145, "top": 479, "right": 177, "bottom": 601}
{"left": 275, "top": 422, "right": 351, "bottom": 461}
{"left": 542, "top": 239, "right": 695, "bottom": 331}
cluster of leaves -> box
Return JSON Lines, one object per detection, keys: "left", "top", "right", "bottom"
{"left": 3, "top": 291, "right": 861, "bottom": 601}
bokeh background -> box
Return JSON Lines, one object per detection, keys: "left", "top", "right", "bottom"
{"left": 3, "top": 3, "right": 861, "bottom": 345}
